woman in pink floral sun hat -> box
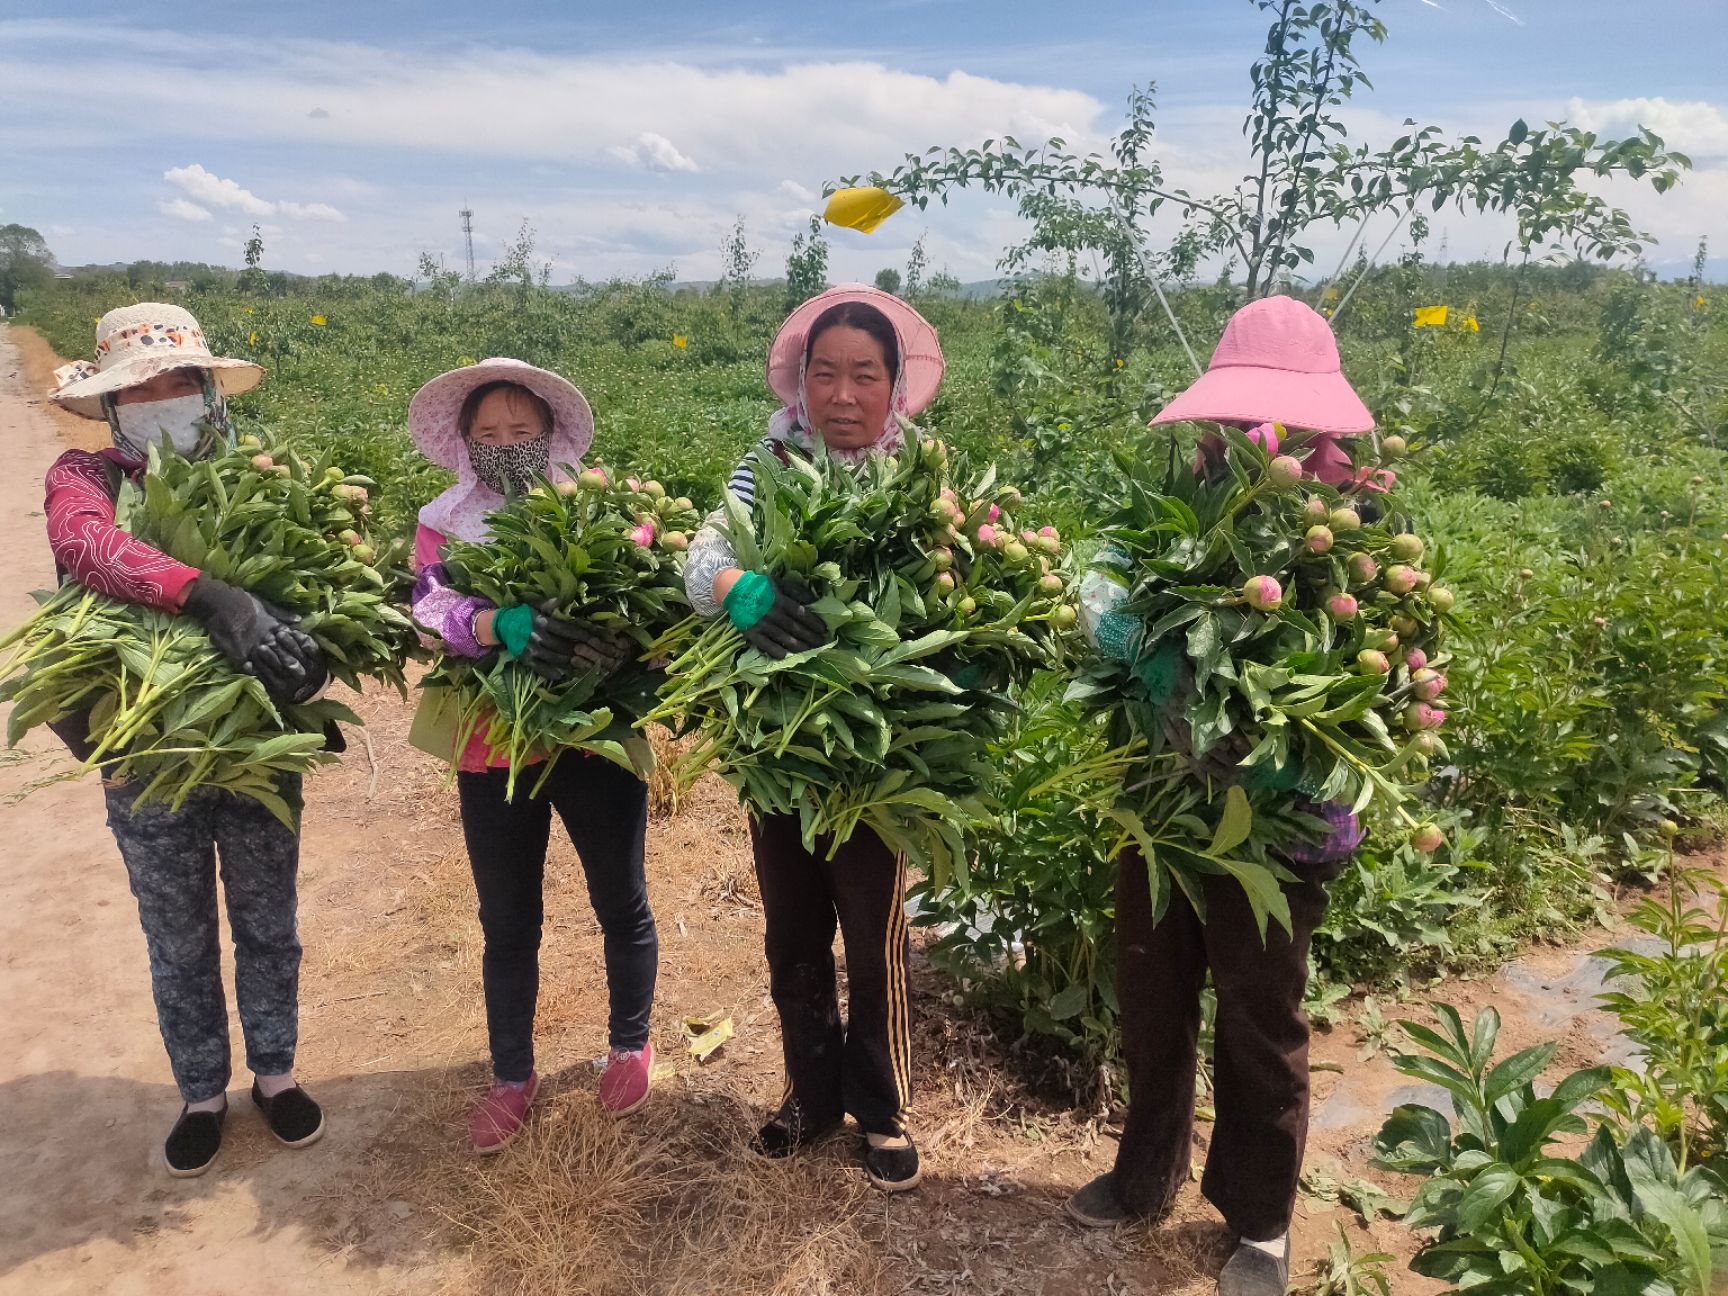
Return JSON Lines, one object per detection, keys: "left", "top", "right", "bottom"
{"left": 1068, "top": 297, "right": 1387, "bottom": 1296}
{"left": 407, "top": 358, "right": 660, "bottom": 1152}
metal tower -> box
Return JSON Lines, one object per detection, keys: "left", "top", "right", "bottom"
{"left": 459, "top": 206, "right": 475, "bottom": 281}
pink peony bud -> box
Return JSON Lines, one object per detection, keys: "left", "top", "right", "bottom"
{"left": 1384, "top": 565, "right": 1419, "bottom": 595}
{"left": 579, "top": 468, "right": 610, "bottom": 491}
{"left": 934, "top": 571, "right": 956, "bottom": 592}
{"left": 1381, "top": 434, "right": 1408, "bottom": 459}
{"left": 986, "top": 503, "right": 1001, "bottom": 523}
{"left": 1403, "top": 703, "right": 1445, "bottom": 732}
{"left": 1245, "top": 422, "right": 1280, "bottom": 455}
{"left": 1268, "top": 456, "right": 1303, "bottom": 488}
{"left": 1325, "top": 592, "right": 1359, "bottom": 622}
{"left": 662, "top": 530, "right": 689, "bottom": 550}
{"left": 1305, "top": 525, "right": 1334, "bottom": 554}
{"left": 1391, "top": 614, "right": 1419, "bottom": 638}
{"left": 1004, "top": 540, "right": 1030, "bottom": 562}
{"left": 975, "top": 523, "right": 999, "bottom": 548}
{"left": 1329, "top": 507, "right": 1362, "bottom": 533}
{"left": 1403, "top": 648, "right": 1428, "bottom": 672}
{"left": 1348, "top": 553, "right": 1379, "bottom": 585}
{"left": 931, "top": 548, "right": 954, "bottom": 572}
{"left": 1356, "top": 649, "right": 1391, "bottom": 675}
{"left": 1303, "top": 497, "right": 1330, "bottom": 525}
{"left": 1414, "top": 671, "right": 1448, "bottom": 701}
{"left": 1389, "top": 533, "right": 1424, "bottom": 563}
{"left": 556, "top": 479, "right": 578, "bottom": 497}
{"left": 630, "top": 521, "right": 657, "bottom": 547}
{"left": 1039, "top": 573, "right": 1063, "bottom": 594}
{"left": 250, "top": 453, "right": 274, "bottom": 471}
{"left": 1426, "top": 586, "right": 1455, "bottom": 614}
{"left": 1410, "top": 823, "right": 1444, "bottom": 853}
{"left": 1242, "top": 575, "right": 1283, "bottom": 611}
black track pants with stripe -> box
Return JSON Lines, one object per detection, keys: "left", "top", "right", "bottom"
{"left": 748, "top": 814, "right": 911, "bottom": 1136}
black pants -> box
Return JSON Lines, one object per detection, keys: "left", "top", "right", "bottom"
{"left": 749, "top": 814, "right": 912, "bottom": 1136}
{"left": 1110, "top": 846, "right": 1338, "bottom": 1241}
{"left": 457, "top": 756, "right": 657, "bottom": 1082}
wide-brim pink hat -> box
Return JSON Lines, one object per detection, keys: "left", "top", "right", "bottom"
{"left": 408, "top": 357, "right": 593, "bottom": 470}
{"left": 768, "top": 284, "right": 944, "bottom": 413}
{"left": 1151, "top": 295, "right": 1373, "bottom": 435}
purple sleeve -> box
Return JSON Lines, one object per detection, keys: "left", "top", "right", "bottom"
{"left": 1282, "top": 797, "right": 1364, "bottom": 866}
{"left": 411, "top": 562, "right": 495, "bottom": 659}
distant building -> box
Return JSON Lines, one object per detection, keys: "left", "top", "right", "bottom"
{"left": 164, "top": 280, "right": 191, "bottom": 294}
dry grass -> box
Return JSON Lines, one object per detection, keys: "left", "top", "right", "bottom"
{"left": 414, "top": 1079, "right": 889, "bottom": 1296}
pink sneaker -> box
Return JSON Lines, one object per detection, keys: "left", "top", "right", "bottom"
{"left": 598, "top": 1043, "right": 654, "bottom": 1115}
{"left": 469, "top": 1072, "right": 539, "bottom": 1154}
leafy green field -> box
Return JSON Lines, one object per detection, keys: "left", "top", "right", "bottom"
{"left": 20, "top": 266, "right": 1727, "bottom": 1029}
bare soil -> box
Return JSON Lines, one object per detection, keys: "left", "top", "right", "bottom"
{"left": 0, "top": 324, "right": 1693, "bottom": 1295}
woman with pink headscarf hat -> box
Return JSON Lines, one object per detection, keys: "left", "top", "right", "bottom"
{"left": 1067, "top": 297, "right": 1383, "bottom": 1296}
{"left": 407, "top": 359, "right": 660, "bottom": 1152}
{"left": 684, "top": 285, "right": 944, "bottom": 1193}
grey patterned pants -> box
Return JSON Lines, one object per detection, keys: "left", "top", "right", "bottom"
{"left": 103, "top": 777, "right": 304, "bottom": 1103}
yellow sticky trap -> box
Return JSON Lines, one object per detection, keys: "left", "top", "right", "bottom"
{"left": 310, "top": 314, "right": 328, "bottom": 326}
{"left": 1463, "top": 314, "right": 1480, "bottom": 332}
{"left": 1412, "top": 305, "right": 1449, "bottom": 328}
{"left": 823, "top": 186, "right": 903, "bottom": 233}
{"left": 673, "top": 334, "right": 688, "bottom": 349}
{"left": 682, "top": 1013, "right": 734, "bottom": 1064}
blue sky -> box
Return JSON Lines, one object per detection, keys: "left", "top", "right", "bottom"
{"left": 2, "top": 2, "right": 1723, "bottom": 283}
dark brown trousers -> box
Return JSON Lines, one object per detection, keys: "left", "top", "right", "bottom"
{"left": 749, "top": 814, "right": 912, "bottom": 1136}
{"left": 1110, "top": 846, "right": 1338, "bottom": 1241}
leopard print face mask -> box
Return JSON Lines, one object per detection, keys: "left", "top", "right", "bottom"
{"left": 467, "top": 436, "right": 550, "bottom": 497}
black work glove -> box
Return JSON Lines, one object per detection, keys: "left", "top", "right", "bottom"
{"left": 518, "top": 610, "right": 591, "bottom": 682}
{"left": 183, "top": 576, "right": 327, "bottom": 704}
{"left": 740, "top": 576, "right": 829, "bottom": 661}
{"left": 565, "top": 621, "right": 636, "bottom": 676}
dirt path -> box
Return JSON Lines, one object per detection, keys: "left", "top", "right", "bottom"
{"left": 0, "top": 322, "right": 1680, "bottom": 1295}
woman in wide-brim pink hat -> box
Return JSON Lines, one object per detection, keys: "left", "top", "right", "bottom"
{"left": 683, "top": 284, "right": 943, "bottom": 1193}
{"left": 41, "top": 302, "right": 327, "bottom": 1179}
{"left": 1067, "top": 296, "right": 1388, "bottom": 1296}
{"left": 406, "top": 358, "right": 661, "bottom": 1152}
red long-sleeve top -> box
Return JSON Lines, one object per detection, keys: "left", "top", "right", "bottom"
{"left": 43, "top": 448, "right": 201, "bottom": 611}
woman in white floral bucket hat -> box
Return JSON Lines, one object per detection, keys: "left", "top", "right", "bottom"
{"left": 43, "top": 303, "right": 328, "bottom": 1177}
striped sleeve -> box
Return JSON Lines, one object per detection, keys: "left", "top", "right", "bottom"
{"left": 685, "top": 440, "right": 773, "bottom": 619}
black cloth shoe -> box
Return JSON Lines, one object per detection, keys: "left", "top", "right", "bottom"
{"left": 1218, "top": 1235, "right": 1291, "bottom": 1296}
{"left": 1065, "top": 1171, "right": 1135, "bottom": 1228}
{"left": 863, "top": 1130, "right": 921, "bottom": 1193}
{"left": 251, "top": 1081, "right": 325, "bottom": 1148}
{"left": 165, "top": 1105, "right": 226, "bottom": 1178}
{"left": 751, "top": 1100, "right": 839, "bottom": 1159}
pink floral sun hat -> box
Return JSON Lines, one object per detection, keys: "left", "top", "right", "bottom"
{"left": 1151, "top": 295, "right": 1373, "bottom": 435}
{"left": 408, "top": 356, "right": 593, "bottom": 469}
{"left": 409, "top": 357, "right": 594, "bottom": 543}
{"left": 767, "top": 284, "right": 944, "bottom": 414}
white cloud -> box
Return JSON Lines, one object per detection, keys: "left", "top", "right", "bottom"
{"left": 278, "top": 201, "right": 347, "bottom": 222}
{"left": 163, "top": 162, "right": 346, "bottom": 223}
{"left": 165, "top": 163, "right": 275, "bottom": 216}
{"left": 2, "top": 36, "right": 1107, "bottom": 178}
{"left": 158, "top": 197, "right": 213, "bottom": 222}
{"left": 1565, "top": 97, "right": 1728, "bottom": 161}
{"left": 779, "top": 179, "right": 816, "bottom": 202}
{"left": 606, "top": 132, "right": 700, "bottom": 173}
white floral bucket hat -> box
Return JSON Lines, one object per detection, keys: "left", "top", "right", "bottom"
{"left": 50, "top": 302, "right": 263, "bottom": 419}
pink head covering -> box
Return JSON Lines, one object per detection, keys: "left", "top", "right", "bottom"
{"left": 409, "top": 357, "right": 594, "bottom": 542}
{"left": 765, "top": 284, "right": 944, "bottom": 463}
{"left": 1152, "top": 295, "right": 1373, "bottom": 435}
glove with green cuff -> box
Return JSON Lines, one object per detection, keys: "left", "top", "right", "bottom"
{"left": 493, "top": 603, "right": 588, "bottom": 681}
{"left": 724, "top": 571, "right": 828, "bottom": 660}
